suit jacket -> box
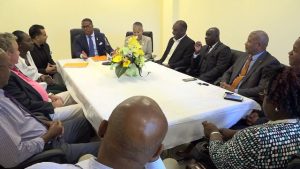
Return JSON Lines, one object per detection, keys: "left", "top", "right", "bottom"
{"left": 3, "top": 72, "right": 54, "bottom": 120}
{"left": 72, "top": 31, "right": 114, "bottom": 58}
{"left": 190, "top": 42, "right": 232, "bottom": 83}
{"left": 221, "top": 51, "right": 280, "bottom": 98}
{"left": 30, "top": 43, "right": 56, "bottom": 74}
{"left": 158, "top": 36, "right": 195, "bottom": 68}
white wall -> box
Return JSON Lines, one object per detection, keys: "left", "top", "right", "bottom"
{"left": 175, "top": 0, "right": 300, "bottom": 65}
{"left": 0, "top": 0, "right": 299, "bottom": 64}
{"left": 0, "top": 0, "right": 162, "bottom": 60}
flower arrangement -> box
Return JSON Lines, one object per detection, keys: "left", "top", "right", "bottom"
{"left": 111, "top": 36, "right": 145, "bottom": 78}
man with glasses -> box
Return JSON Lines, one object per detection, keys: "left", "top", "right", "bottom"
{"left": 72, "top": 18, "right": 114, "bottom": 59}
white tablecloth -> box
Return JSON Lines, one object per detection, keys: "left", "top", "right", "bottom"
{"left": 57, "top": 58, "right": 260, "bottom": 149}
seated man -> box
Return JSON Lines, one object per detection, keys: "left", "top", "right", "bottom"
{"left": 28, "top": 96, "right": 168, "bottom": 169}
{"left": 0, "top": 33, "right": 82, "bottom": 121}
{"left": 219, "top": 30, "right": 280, "bottom": 100}
{"left": 0, "top": 49, "right": 99, "bottom": 168}
{"left": 72, "top": 18, "right": 114, "bottom": 59}
{"left": 13, "top": 30, "right": 67, "bottom": 94}
{"left": 187, "top": 27, "right": 231, "bottom": 83}
{"left": 29, "top": 24, "right": 65, "bottom": 86}
{"left": 156, "top": 20, "right": 195, "bottom": 70}
{"left": 125, "top": 22, "right": 152, "bottom": 59}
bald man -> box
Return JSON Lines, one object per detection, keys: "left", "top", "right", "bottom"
{"left": 220, "top": 30, "right": 280, "bottom": 100}
{"left": 28, "top": 96, "right": 168, "bottom": 169}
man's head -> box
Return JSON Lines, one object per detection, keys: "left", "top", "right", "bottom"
{"left": 133, "top": 22, "right": 143, "bottom": 40}
{"left": 29, "top": 24, "right": 48, "bottom": 45}
{"left": 0, "top": 48, "right": 10, "bottom": 88}
{"left": 245, "top": 30, "right": 269, "bottom": 55}
{"left": 289, "top": 37, "right": 300, "bottom": 70}
{"left": 98, "top": 96, "right": 168, "bottom": 168}
{"left": 0, "top": 33, "right": 19, "bottom": 65}
{"left": 81, "top": 18, "right": 94, "bottom": 36}
{"left": 172, "top": 20, "right": 187, "bottom": 40}
{"left": 13, "top": 30, "right": 34, "bottom": 55}
{"left": 205, "top": 27, "right": 220, "bottom": 46}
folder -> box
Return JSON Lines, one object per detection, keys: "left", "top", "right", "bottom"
{"left": 92, "top": 55, "right": 107, "bottom": 62}
{"left": 63, "top": 62, "right": 89, "bottom": 68}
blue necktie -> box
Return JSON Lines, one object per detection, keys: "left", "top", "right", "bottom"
{"left": 88, "top": 35, "right": 95, "bottom": 57}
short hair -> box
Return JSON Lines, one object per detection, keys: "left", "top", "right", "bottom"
{"left": 251, "top": 30, "right": 269, "bottom": 47}
{"left": 12, "top": 30, "right": 26, "bottom": 45}
{"left": 29, "top": 24, "right": 45, "bottom": 39}
{"left": 176, "top": 20, "right": 187, "bottom": 32}
{"left": 0, "top": 33, "right": 17, "bottom": 52}
{"left": 133, "top": 22, "right": 143, "bottom": 28}
{"left": 209, "top": 27, "right": 220, "bottom": 37}
{"left": 265, "top": 66, "right": 300, "bottom": 118}
{"left": 81, "top": 18, "right": 93, "bottom": 25}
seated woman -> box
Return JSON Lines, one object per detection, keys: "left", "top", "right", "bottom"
{"left": 125, "top": 22, "right": 152, "bottom": 59}
{"left": 202, "top": 66, "right": 300, "bottom": 168}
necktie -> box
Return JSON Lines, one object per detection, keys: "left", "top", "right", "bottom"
{"left": 88, "top": 35, "right": 95, "bottom": 57}
{"left": 231, "top": 55, "right": 252, "bottom": 89}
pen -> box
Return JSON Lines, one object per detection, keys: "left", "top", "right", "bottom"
{"left": 198, "top": 82, "right": 209, "bottom": 86}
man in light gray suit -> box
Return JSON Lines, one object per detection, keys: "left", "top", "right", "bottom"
{"left": 220, "top": 30, "right": 280, "bottom": 100}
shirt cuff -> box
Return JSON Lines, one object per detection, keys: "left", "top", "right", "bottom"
{"left": 234, "top": 89, "right": 238, "bottom": 93}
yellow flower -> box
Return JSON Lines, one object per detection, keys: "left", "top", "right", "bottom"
{"left": 123, "top": 59, "right": 131, "bottom": 67}
{"left": 112, "top": 54, "right": 122, "bottom": 63}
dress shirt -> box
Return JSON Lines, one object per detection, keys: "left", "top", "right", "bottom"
{"left": 85, "top": 32, "right": 99, "bottom": 56}
{"left": 11, "top": 68, "right": 49, "bottom": 101}
{"left": 0, "top": 89, "right": 47, "bottom": 168}
{"left": 27, "top": 156, "right": 166, "bottom": 169}
{"left": 163, "top": 34, "right": 186, "bottom": 64}
{"left": 235, "top": 51, "right": 265, "bottom": 92}
{"left": 30, "top": 43, "right": 56, "bottom": 74}
{"left": 15, "top": 52, "right": 43, "bottom": 81}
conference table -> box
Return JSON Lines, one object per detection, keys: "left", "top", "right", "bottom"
{"left": 57, "top": 58, "right": 260, "bottom": 149}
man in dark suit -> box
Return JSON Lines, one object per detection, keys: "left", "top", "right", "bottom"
{"left": 156, "top": 20, "right": 195, "bottom": 69}
{"left": 187, "top": 27, "right": 232, "bottom": 83}
{"left": 72, "top": 18, "right": 114, "bottom": 59}
{"left": 289, "top": 37, "right": 300, "bottom": 76}
{"left": 220, "top": 30, "right": 280, "bottom": 99}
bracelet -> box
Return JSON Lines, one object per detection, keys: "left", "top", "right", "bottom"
{"left": 210, "top": 131, "right": 221, "bottom": 135}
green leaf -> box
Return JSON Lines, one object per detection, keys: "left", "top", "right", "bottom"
{"left": 115, "top": 64, "right": 127, "bottom": 78}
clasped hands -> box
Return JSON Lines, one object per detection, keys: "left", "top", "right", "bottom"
{"left": 45, "top": 63, "right": 57, "bottom": 74}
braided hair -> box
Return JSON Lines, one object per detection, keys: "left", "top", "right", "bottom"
{"left": 266, "top": 66, "right": 300, "bottom": 118}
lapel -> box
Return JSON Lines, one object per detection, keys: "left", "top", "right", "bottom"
{"left": 197, "top": 45, "right": 210, "bottom": 67}
{"left": 81, "top": 34, "right": 89, "bottom": 52}
{"left": 172, "top": 36, "right": 186, "bottom": 57}
{"left": 11, "top": 72, "right": 43, "bottom": 101}
{"left": 231, "top": 55, "right": 248, "bottom": 82}
{"left": 242, "top": 52, "right": 267, "bottom": 83}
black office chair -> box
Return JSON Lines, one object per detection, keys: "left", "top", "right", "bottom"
{"left": 125, "top": 31, "right": 153, "bottom": 52}
{"left": 70, "top": 28, "right": 100, "bottom": 58}
{"left": 0, "top": 149, "right": 66, "bottom": 169}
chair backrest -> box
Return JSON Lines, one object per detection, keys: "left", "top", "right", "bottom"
{"left": 230, "top": 49, "right": 247, "bottom": 65}
{"left": 125, "top": 31, "right": 153, "bottom": 52}
{"left": 70, "top": 28, "right": 100, "bottom": 58}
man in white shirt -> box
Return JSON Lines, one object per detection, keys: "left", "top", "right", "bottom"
{"left": 13, "top": 30, "right": 67, "bottom": 94}
{"left": 156, "top": 20, "right": 195, "bottom": 70}
{"left": 28, "top": 96, "right": 168, "bottom": 169}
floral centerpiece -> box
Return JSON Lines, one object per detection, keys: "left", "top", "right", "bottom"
{"left": 111, "top": 36, "right": 145, "bottom": 78}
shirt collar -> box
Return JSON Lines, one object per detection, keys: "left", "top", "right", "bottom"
{"left": 76, "top": 157, "right": 113, "bottom": 169}
{"left": 173, "top": 34, "right": 186, "bottom": 42}
{"left": 86, "top": 32, "right": 95, "bottom": 38}
{"left": 209, "top": 42, "right": 219, "bottom": 50}
{"left": 251, "top": 51, "right": 265, "bottom": 61}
